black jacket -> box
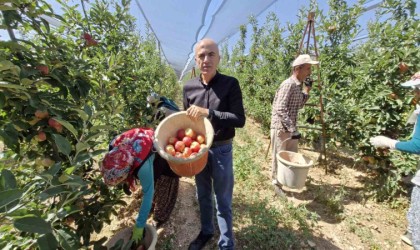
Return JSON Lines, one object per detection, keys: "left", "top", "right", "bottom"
{"left": 183, "top": 72, "right": 246, "bottom": 142}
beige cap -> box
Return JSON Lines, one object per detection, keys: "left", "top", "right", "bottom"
{"left": 292, "top": 54, "right": 319, "bottom": 67}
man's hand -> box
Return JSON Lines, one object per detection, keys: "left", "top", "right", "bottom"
{"left": 186, "top": 105, "right": 209, "bottom": 120}
{"left": 131, "top": 226, "right": 144, "bottom": 244}
{"left": 369, "top": 136, "right": 397, "bottom": 149}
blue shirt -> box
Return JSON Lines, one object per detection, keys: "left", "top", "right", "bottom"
{"left": 135, "top": 154, "right": 155, "bottom": 228}
{"left": 395, "top": 114, "right": 420, "bottom": 186}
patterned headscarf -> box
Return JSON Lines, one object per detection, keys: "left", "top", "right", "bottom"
{"left": 100, "top": 128, "right": 154, "bottom": 190}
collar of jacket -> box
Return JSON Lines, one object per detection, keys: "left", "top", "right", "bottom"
{"left": 291, "top": 75, "right": 302, "bottom": 86}
{"left": 199, "top": 71, "right": 220, "bottom": 86}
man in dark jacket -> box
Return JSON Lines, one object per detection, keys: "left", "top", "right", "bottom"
{"left": 183, "top": 38, "right": 245, "bottom": 250}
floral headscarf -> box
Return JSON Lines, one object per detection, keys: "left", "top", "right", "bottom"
{"left": 100, "top": 128, "right": 154, "bottom": 189}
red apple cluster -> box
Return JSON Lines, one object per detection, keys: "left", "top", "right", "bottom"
{"left": 82, "top": 33, "right": 98, "bottom": 47}
{"left": 165, "top": 128, "right": 207, "bottom": 158}
{"left": 48, "top": 118, "right": 63, "bottom": 133}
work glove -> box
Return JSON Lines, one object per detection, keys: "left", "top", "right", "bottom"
{"left": 369, "top": 136, "right": 398, "bottom": 149}
{"left": 291, "top": 131, "right": 301, "bottom": 140}
{"left": 131, "top": 226, "right": 144, "bottom": 244}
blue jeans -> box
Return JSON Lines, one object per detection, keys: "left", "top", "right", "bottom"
{"left": 195, "top": 143, "right": 234, "bottom": 250}
{"left": 408, "top": 185, "right": 420, "bottom": 249}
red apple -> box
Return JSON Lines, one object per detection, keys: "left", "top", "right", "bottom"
{"left": 189, "top": 152, "right": 198, "bottom": 158}
{"left": 196, "top": 134, "right": 206, "bottom": 144}
{"left": 86, "top": 39, "right": 98, "bottom": 47}
{"left": 48, "top": 118, "right": 58, "bottom": 127}
{"left": 82, "top": 33, "right": 92, "bottom": 40}
{"left": 36, "top": 65, "right": 49, "bottom": 75}
{"left": 55, "top": 123, "right": 63, "bottom": 133}
{"left": 182, "top": 147, "right": 192, "bottom": 158}
{"left": 182, "top": 136, "right": 192, "bottom": 147}
{"left": 399, "top": 62, "right": 409, "bottom": 73}
{"left": 174, "top": 141, "right": 185, "bottom": 152}
{"left": 35, "top": 110, "right": 49, "bottom": 119}
{"left": 165, "top": 145, "right": 176, "bottom": 156}
{"left": 190, "top": 141, "right": 201, "bottom": 153}
{"left": 37, "top": 131, "right": 46, "bottom": 142}
{"left": 48, "top": 118, "right": 63, "bottom": 133}
{"left": 185, "top": 128, "right": 196, "bottom": 139}
{"left": 168, "top": 136, "right": 178, "bottom": 145}
{"left": 175, "top": 152, "right": 183, "bottom": 158}
{"left": 177, "top": 129, "right": 186, "bottom": 140}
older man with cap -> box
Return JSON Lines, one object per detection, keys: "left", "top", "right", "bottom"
{"left": 370, "top": 71, "right": 420, "bottom": 249}
{"left": 270, "top": 54, "right": 319, "bottom": 187}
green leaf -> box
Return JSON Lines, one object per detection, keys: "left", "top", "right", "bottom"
{"left": 0, "top": 189, "right": 22, "bottom": 208}
{"left": 45, "top": 163, "right": 62, "bottom": 176}
{"left": 53, "top": 118, "right": 78, "bottom": 139}
{"left": 0, "top": 169, "right": 17, "bottom": 191}
{"left": 0, "top": 92, "right": 5, "bottom": 109}
{"left": 71, "top": 108, "right": 89, "bottom": 121}
{"left": 57, "top": 228, "right": 80, "bottom": 250}
{"left": 0, "top": 82, "right": 26, "bottom": 90}
{"left": 37, "top": 233, "right": 58, "bottom": 250}
{"left": 75, "top": 142, "right": 89, "bottom": 156}
{"left": 90, "top": 125, "right": 113, "bottom": 132}
{"left": 0, "top": 5, "right": 17, "bottom": 11}
{"left": 53, "top": 134, "right": 72, "bottom": 156}
{"left": 21, "top": 78, "right": 33, "bottom": 86}
{"left": 39, "top": 186, "right": 69, "bottom": 201}
{"left": 14, "top": 216, "right": 52, "bottom": 234}
{"left": 0, "top": 123, "right": 19, "bottom": 152}
{"left": 83, "top": 105, "right": 92, "bottom": 118}
{"left": 63, "top": 166, "right": 75, "bottom": 175}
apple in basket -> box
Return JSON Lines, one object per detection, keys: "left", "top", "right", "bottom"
{"left": 168, "top": 136, "right": 178, "bottom": 145}
{"left": 165, "top": 145, "right": 176, "bottom": 156}
{"left": 196, "top": 134, "right": 206, "bottom": 144}
{"left": 182, "top": 136, "right": 192, "bottom": 147}
{"left": 182, "top": 147, "right": 192, "bottom": 158}
{"left": 177, "top": 129, "right": 186, "bottom": 140}
{"left": 174, "top": 141, "right": 186, "bottom": 153}
{"left": 190, "top": 141, "right": 201, "bottom": 153}
{"left": 185, "top": 127, "right": 196, "bottom": 139}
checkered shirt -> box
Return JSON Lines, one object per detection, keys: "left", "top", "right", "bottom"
{"left": 270, "top": 76, "right": 309, "bottom": 132}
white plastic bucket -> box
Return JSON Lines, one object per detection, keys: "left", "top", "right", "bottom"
{"left": 276, "top": 151, "right": 313, "bottom": 189}
{"left": 105, "top": 224, "right": 157, "bottom": 250}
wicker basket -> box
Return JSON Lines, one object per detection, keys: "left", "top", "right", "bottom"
{"left": 153, "top": 111, "right": 214, "bottom": 177}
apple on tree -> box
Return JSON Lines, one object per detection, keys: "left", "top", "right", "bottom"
{"left": 48, "top": 118, "right": 63, "bottom": 133}
{"left": 37, "top": 131, "right": 47, "bottom": 142}
{"left": 35, "top": 110, "right": 49, "bottom": 119}
{"left": 36, "top": 65, "right": 49, "bottom": 75}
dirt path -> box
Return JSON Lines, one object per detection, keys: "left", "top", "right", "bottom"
{"left": 95, "top": 117, "right": 412, "bottom": 249}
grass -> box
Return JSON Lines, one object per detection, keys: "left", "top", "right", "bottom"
{"left": 231, "top": 127, "right": 318, "bottom": 249}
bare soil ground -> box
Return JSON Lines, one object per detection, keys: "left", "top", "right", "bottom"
{"left": 93, "top": 117, "right": 412, "bottom": 250}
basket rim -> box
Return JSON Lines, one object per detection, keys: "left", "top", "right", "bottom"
{"left": 277, "top": 150, "right": 313, "bottom": 168}
{"left": 153, "top": 111, "right": 214, "bottom": 163}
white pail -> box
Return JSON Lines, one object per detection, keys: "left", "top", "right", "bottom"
{"left": 276, "top": 151, "right": 313, "bottom": 189}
